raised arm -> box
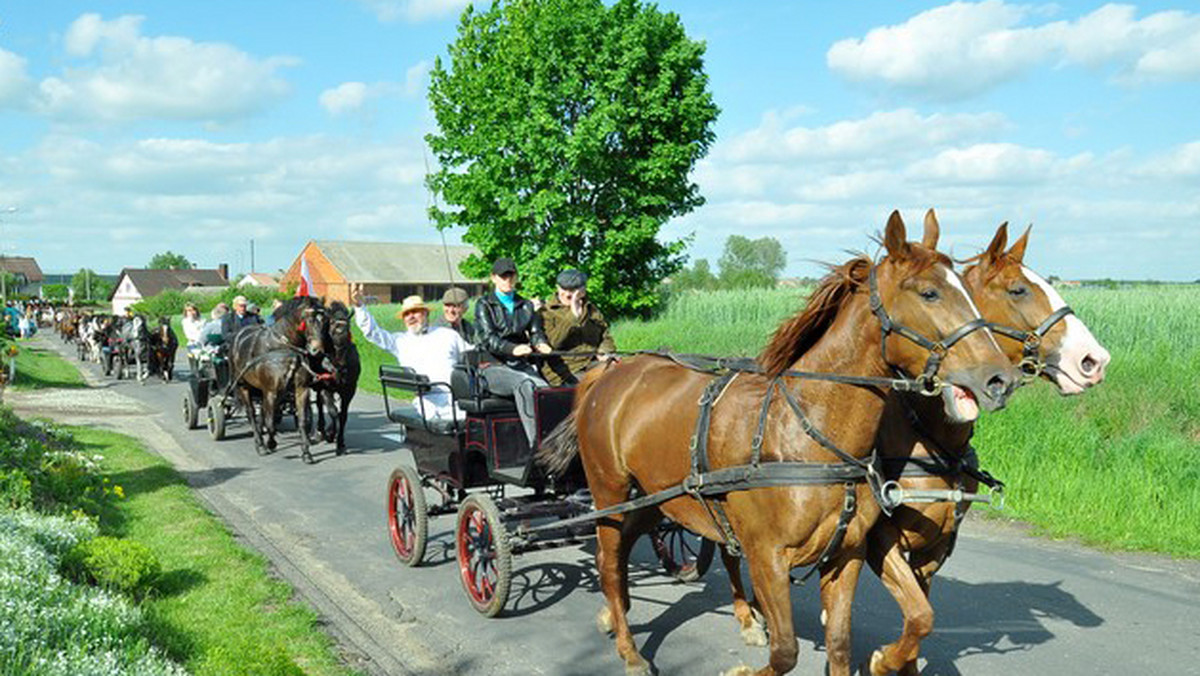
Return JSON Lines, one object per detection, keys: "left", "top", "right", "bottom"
{"left": 351, "top": 284, "right": 398, "bottom": 356}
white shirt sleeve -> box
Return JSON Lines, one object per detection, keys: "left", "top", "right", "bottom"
{"left": 355, "top": 305, "right": 399, "bottom": 357}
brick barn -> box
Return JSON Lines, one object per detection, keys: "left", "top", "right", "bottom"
{"left": 278, "top": 241, "right": 487, "bottom": 305}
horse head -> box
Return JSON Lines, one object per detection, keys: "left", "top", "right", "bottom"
{"left": 325, "top": 301, "right": 353, "bottom": 354}
{"left": 962, "top": 222, "right": 1110, "bottom": 395}
{"left": 871, "top": 209, "right": 1016, "bottom": 422}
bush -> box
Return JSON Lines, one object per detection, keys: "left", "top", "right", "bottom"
{"left": 64, "top": 535, "right": 162, "bottom": 598}
{"left": 130, "top": 285, "right": 289, "bottom": 321}
{"left": 0, "top": 409, "right": 112, "bottom": 516}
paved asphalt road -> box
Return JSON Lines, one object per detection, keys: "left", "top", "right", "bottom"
{"left": 13, "top": 335, "right": 1200, "bottom": 676}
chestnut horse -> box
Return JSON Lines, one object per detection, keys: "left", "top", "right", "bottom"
{"left": 540, "top": 212, "right": 1017, "bottom": 676}
{"left": 858, "top": 220, "right": 1111, "bottom": 675}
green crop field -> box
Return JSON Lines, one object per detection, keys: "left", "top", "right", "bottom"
{"left": 354, "top": 285, "right": 1199, "bottom": 557}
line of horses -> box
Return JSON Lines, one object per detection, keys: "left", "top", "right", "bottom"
{"left": 538, "top": 211, "right": 1111, "bottom": 676}
{"left": 56, "top": 309, "right": 177, "bottom": 382}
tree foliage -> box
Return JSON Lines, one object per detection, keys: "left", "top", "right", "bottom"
{"left": 718, "top": 235, "right": 786, "bottom": 289}
{"left": 426, "top": 0, "right": 718, "bottom": 315}
{"left": 70, "top": 269, "right": 113, "bottom": 303}
{"left": 672, "top": 258, "right": 718, "bottom": 291}
{"left": 147, "top": 251, "right": 193, "bottom": 270}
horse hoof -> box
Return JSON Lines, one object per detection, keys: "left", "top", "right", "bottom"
{"left": 596, "top": 607, "right": 614, "bottom": 635}
{"left": 740, "top": 620, "right": 768, "bottom": 647}
{"left": 335, "top": 444, "right": 346, "bottom": 456}
{"left": 624, "top": 662, "right": 651, "bottom": 676}
{"left": 323, "top": 430, "right": 336, "bottom": 444}
{"left": 267, "top": 438, "right": 277, "bottom": 451}
{"left": 302, "top": 452, "right": 314, "bottom": 465}
{"left": 721, "top": 666, "right": 755, "bottom": 676}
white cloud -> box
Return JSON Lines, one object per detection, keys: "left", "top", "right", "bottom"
{"left": 34, "top": 13, "right": 296, "bottom": 123}
{"left": 720, "top": 108, "right": 1010, "bottom": 164}
{"left": 827, "top": 2, "right": 1200, "bottom": 100}
{"left": 906, "top": 143, "right": 1094, "bottom": 185}
{"left": 320, "top": 82, "right": 370, "bottom": 115}
{"left": 0, "top": 48, "right": 32, "bottom": 106}
{"left": 404, "top": 60, "right": 431, "bottom": 97}
{"left": 319, "top": 64, "right": 427, "bottom": 116}
{"left": 353, "top": 0, "right": 471, "bottom": 23}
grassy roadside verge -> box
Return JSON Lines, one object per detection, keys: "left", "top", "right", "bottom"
{"left": 80, "top": 426, "right": 359, "bottom": 676}
{"left": 10, "top": 342, "right": 87, "bottom": 390}
{"left": 3, "top": 341, "right": 360, "bottom": 675}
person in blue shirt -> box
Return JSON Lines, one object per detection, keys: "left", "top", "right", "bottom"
{"left": 474, "top": 257, "right": 551, "bottom": 447}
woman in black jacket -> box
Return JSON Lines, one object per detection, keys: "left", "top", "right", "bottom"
{"left": 474, "top": 257, "right": 552, "bottom": 446}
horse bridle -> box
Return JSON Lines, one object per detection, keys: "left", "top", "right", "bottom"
{"left": 868, "top": 264, "right": 991, "bottom": 396}
{"left": 985, "top": 305, "right": 1075, "bottom": 380}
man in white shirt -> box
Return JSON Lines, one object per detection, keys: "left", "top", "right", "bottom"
{"left": 351, "top": 285, "right": 471, "bottom": 421}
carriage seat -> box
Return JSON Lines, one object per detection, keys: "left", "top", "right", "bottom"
{"left": 379, "top": 364, "right": 464, "bottom": 435}
{"left": 451, "top": 355, "right": 517, "bottom": 415}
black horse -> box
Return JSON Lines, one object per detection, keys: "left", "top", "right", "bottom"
{"left": 228, "top": 297, "right": 328, "bottom": 463}
{"left": 313, "top": 301, "right": 360, "bottom": 454}
{"left": 148, "top": 317, "right": 178, "bottom": 382}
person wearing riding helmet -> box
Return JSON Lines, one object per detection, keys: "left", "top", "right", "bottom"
{"left": 474, "top": 257, "right": 552, "bottom": 447}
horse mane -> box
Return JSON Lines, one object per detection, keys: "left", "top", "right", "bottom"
{"left": 327, "top": 300, "right": 350, "bottom": 319}
{"left": 758, "top": 256, "right": 871, "bottom": 377}
{"left": 273, "top": 295, "right": 323, "bottom": 321}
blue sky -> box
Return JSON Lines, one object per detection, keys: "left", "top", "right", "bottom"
{"left": 1, "top": 1, "right": 1197, "bottom": 281}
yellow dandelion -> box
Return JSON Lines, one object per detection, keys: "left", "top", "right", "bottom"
{"left": 114, "top": 485, "right": 125, "bottom": 499}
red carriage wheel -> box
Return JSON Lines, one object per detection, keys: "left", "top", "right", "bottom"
{"left": 652, "top": 523, "right": 715, "bottom": 582}
{"left": 386, "top": 465, "right": 428, "bottom": 566}
{"left": 455, "top": 493, "right": 511, "bottom": 617}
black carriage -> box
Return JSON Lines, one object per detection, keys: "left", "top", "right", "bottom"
{"left": 181, "top": 338, "right": 235, "bottom": 437}
{"left": 381, "top": 353, "right": 715, "bottom": 617}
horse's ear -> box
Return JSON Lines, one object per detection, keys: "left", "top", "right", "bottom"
{"left": 983, "top": 222, "right": 1008, "bottom": 264}
{"left": 1007, "top": 224, "right": 1031, "bottom": 264}
{"left": 922, "top": 209, "right": 940, "bottom": 250}
{"left": 883, "top": 210, "right": 910, "bottom": 260}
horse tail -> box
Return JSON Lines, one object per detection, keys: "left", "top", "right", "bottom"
{"left": 537, "top": 409, "right": 579, "bottom": 476}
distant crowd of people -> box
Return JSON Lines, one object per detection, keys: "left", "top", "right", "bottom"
{"left": 5, "top": 299, "right": 57, "bottom": 338}
{"left": 352, "top": 257, "right": 615, "bottom": 446}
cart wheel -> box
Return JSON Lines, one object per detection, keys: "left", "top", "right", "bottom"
{"left": 455, "top": 493, "right": 511, "bottom": 617}
{"left": 387, "top": 465, "right": 428, "bottom": 566}
{"left": 652, "top": 524, "right": 715, "bottom": 582}
{"left": 207, "top": 398, "right": 227, "bottom": 440}
{"left": 182, "top": 390, "right": 199, "bottom": 430}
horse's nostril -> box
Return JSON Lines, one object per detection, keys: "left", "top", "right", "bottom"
{"left": 1081, "top": 355, "right": 1097, "bottom": 374}
{"left": 986, "top": 374, "right": 1008, "bottom": 399}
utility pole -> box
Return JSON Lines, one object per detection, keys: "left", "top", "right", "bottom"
{"left": 250, "top": 238, "right": 256, "bottom": 273}
{"left": 0, "top": 206, "right": 16, "bottom": 302}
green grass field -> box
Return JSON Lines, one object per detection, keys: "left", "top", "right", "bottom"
{"left": 356, "top": 285, "right": 1199, "bottom": 557}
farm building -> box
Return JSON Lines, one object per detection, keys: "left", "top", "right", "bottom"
{"left": 0, "top": 256, "right": 45, "bottom": 297}
{"left": 238, "top": 272, "right": 279, "bottom": 288}
{"left": 108, "top": 266, "right": 229, "bottom": 314}
{"left": 278, "top": 241, "right": 486, "bottom": 305}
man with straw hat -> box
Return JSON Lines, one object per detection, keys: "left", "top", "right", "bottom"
{"left": 351, "top": 285, "right": 470, "bottom": 421}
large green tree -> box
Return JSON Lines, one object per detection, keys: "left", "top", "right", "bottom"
{"left": 70, "top": 269, "right": 112, "bottom": 303}
{"left": 147, "top": 251, "right": 193, "bottom": 270}
{"left": 718, "top": 235, "right": 786, "bottom": 289}
{"left": 426, "top": 0, "right": 718, "bottom": 315}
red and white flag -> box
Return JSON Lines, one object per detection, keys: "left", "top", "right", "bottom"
{"left": 296, "top": 257, "right": 313, "bottom": 297}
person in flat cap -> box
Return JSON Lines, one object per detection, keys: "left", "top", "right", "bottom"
{"left": 434, "top": 286, "right": 474, "bottom": 343}
{"left": 538, "top": 268, "right": 616, "bottom": 386}
{"left": 475, "top": 257, "right": 552, "bottom": 447}
{"left": 350, "top": 284, "right": 471, "bottom": 421}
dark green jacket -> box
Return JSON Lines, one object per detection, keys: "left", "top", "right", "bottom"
{"left": 538, "top": 300, "right": 615, "bottom": 385}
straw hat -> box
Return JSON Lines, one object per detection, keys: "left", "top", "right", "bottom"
{"left": 395, "top": 295, "right": 429, "bottom": 318}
